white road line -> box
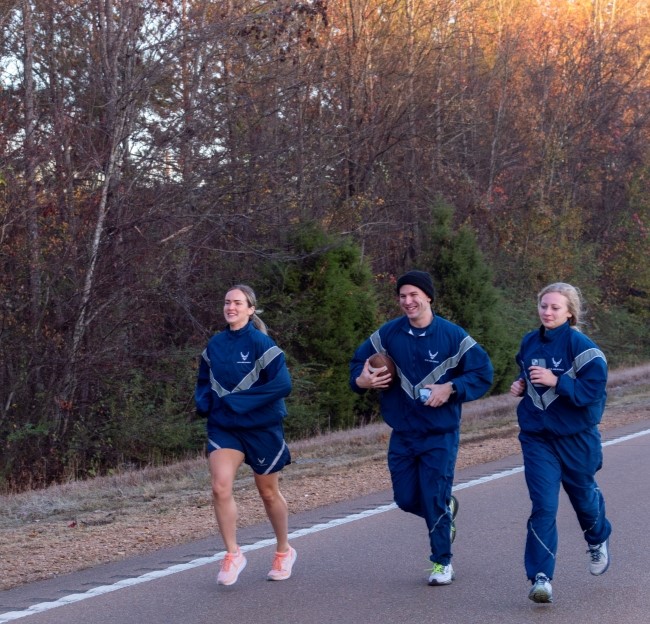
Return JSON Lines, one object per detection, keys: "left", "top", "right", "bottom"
{"left": 2, "top": 427, "right": 649, "bottom": 623}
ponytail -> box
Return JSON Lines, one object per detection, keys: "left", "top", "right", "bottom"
{"left": 251, "top": 312, "right": 268, "bottom": 335}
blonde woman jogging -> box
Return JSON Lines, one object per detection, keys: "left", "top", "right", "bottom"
{"left": 196, "top": 284, "right": 295, "bottom": 586}
{"left": 510, "top": 283, "right": 612, "bottom": 604}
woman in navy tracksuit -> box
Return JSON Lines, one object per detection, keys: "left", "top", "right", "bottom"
{"left": 350, "top": 270, "right": 493, "bottom": 586}
{"left": 195, "top": 284, "right": 296, "bottom": 586}
{"left": 510, "top": 282, "right": 612, "bottom": 604}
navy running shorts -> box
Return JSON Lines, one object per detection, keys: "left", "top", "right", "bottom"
{"left": 207, "top": 424, "right": 291, "bottom": 475}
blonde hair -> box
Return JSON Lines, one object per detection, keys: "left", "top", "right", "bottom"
{"left": 537, "top": 282, "right": 583, "bottom": 329}
{"left": 227, "top": 284, "right": 268, "bottom": 334}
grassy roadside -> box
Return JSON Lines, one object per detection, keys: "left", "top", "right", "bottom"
{"left": 2, "top": 364, "right": 649, "bottom": 530}
{"left": 0, "top": 364, "right": 649, "bottom": 591}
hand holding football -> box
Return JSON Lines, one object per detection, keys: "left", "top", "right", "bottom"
{"left": 368, "top": 353, "right": 396, "bottom": 381}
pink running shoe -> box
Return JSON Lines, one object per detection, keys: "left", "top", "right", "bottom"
{"left": 217, "top": 548, "right": 247, "bottom": 586}
{"left": 267, "top": 546, "right": 297, "bottom": 581}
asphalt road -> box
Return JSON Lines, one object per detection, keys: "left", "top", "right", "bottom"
{"left": 2, "top": 418, "right": 649, "bottom": 624}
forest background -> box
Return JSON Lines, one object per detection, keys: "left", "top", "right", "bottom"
{"left": 1, "top": 0, "right": 649, "bottom": 491}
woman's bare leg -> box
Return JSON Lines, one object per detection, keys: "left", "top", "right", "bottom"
{"left": 254, "top": 472, "right": 290, "bottom": 552}
{"left": 209, "top": 448, "right": 245, "bottom": 553}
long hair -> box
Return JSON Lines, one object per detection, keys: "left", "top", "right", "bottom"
{"left": 228, "top": 283, "right": 268, "bottom": 334}
{"left": 537, "top": 282, "right": 583, "bottom": 329}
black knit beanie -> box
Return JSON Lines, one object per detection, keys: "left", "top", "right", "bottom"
{"left": 396, "top": 270, "right": 435, "bottom": 301}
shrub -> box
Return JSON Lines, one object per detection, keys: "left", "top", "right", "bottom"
{"left": 416, "top": 199, "right": 519, "bottom": 392}
{"left": 262, "top": 223, "right": 380, "bottom": 432}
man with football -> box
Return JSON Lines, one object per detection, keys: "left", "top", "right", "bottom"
{"left": 350, "top": 270, "right": 493, "bottom": 586}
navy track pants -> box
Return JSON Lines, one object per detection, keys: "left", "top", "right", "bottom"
{"left": 388, "top": 429, "right": 459, "bottom": 565}
{"left": 519, "top": 427, "right": 612, "bottom": 581}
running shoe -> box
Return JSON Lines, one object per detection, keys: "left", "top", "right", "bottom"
{"left": 449, "top": 495, "right": 459, "bottom": 519}
{"left": 217, "top": 548, "right": 247, "bottom": 586}
{"left": 528, "top": 573, "right": 553, "bottom": 603}
{"left": 449, "top": 495, "right": 459, "bottom": 543}
{"left": 587, "top": 539, "right": 610, "bottom": 576}
{"left": 267, "top": 546, "right": 297, "bottom": 581}
{"left": 427, "top": 562, "right": 455, "bottom": 586}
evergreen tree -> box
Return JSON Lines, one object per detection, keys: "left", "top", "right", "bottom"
{"left": 260, "top": 223, "right": 380, "bottom": 436}
{"left": 418, "top": 199, "right": 519, "bottom": 392}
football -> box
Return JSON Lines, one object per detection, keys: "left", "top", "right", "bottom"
{"left": 368, "top": 353, "right": 396, "bottom": 380}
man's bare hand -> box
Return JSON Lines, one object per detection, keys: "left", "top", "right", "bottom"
{"left": 356, "top": 359, "right": 393, "bottom": 390}
{"left": 420, "top": 383, "right": 454, "bottom": 407}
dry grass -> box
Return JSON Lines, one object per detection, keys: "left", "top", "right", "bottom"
{"left": 0, "top": 364, "right": 648, "bottom": 590}
{"left": 0, "top": 425, "right": 392, "bottom": 530}
{"left": 1, "top": 364, "right": 649, "bottom": 530}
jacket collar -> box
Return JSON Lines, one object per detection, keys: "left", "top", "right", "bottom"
{"left": 539, "top": 320, "right": 571, "bottom": 343}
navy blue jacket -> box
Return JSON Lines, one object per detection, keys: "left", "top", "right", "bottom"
{"left": 350, "top": 315, "right": 494, "bottom": 434}
{"left": 514, "top": 321, "right": 607, "bottom": 436}
{"left": 195, "top": 322, "right": 291, "bottom": 431}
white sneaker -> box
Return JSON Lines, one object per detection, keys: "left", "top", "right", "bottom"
{"left": 588, "top": 539, "right": 610, "bottom": 575}
{"left": 528, "top": 573, "right": 553, "bottom": 603}
{"left": 428, "top": 562, "right": 455, "bottom": 585}
{"left": 267, "top": 546, "right": 297, "bottom": 581}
